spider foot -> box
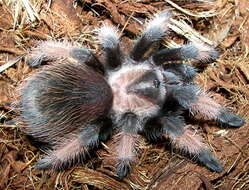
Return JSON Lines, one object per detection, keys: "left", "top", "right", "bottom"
{"left": 181, "top": 42, "right": 219, "bottom": 64}
{"left": 218, "top": 109, "right": 245, "bottom": 128}
{"left": 198, "top": 150, "right": 223, "bottom": 172}
{"left": 97, "top": 25, "right": 120, "bottom": 48}
{"left": 35, "top": 156, "right": 55, "bottom": 170}
{"left": 116, "top": 159, "right": 131, "bottom": 179}
{"left": 146, "top": 10, "right": 171, "bottom": 32}
{"left": 27, "top": 56, "right": 45, "bottom": 67}
{"left": 27, "top": 41, "right": 72, "bottom": 67}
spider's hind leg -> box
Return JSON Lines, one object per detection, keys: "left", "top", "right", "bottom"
{"left": 35, "top": 120, "right": 111, "bottom": 171}
{"left": 145, "top": 113, "right": 224, "bottom": 172}
{"left": 165, "top": 126, "right": 224, "bottom": 172}
{"left": 27, "top": 41, "right": 104, "bottom": 74}
{"left": 130, "top": 10, "right": 171, "bottom": 61}
{"left": 111, "top": 113, "right": 142, "bottom": 179}
{"left": 113, "top": 133, "right": 141, "bottom": 179}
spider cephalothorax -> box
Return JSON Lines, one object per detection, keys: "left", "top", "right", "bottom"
{"left": 19, "top": 10, "right": 245, "bottom": 178}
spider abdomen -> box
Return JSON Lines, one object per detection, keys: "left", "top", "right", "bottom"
{"left": 20, "top": 62, "right": 113, "bottom": 143}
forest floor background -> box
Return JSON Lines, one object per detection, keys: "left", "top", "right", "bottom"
{"left": 0, "top": 0, "right": 248, "bottom": 189}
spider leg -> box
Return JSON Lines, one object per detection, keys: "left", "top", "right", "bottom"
{"left": 162, "top": 63, "right": 197, "bottom": 83}
{"left": 152, "top": 42, "right": 219, "bottom": 65}
{"left": 170, "top": 85, "right": 245, "bottom": 127}
{"left": 35, "top": 120, "right": 111, "bottom": 170}
{"left": 144, "top": 112, "right": 223, "bottom": 172}
{"left": 163, "top": 124, "right": 224, "bottom": 172}
{"left": 112, "top": 113, "right": 141, "bottom": 179}
{"left": 27, "top": 41, "right": 104, "bottom": 73}
{"left": 113, "top": 133, "right": 140, "bottom": 179}
{"left": 143, "top": 111, "right": 184, "bottom": 142}
{"left": 130, "top": 10, "right": 171, "bottom": 61}
{"left": 97, "top": 25, "right": 122, "bottom": 70}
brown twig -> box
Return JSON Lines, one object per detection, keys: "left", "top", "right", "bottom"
{"left": 165, "top": 0, "right": 218, "bottom": 18}
{"left": 224, "top": 136, "right": 249, "bottom": 157}
{"left": 0, "top": 56, "right": 23, "bottom": 73}
{"left": 23, "top": 30, "right": 51, "bottom": 40}
{"left": 149, "top": 160, "right": 187, "bottom": 190}
{"left": 0, "top": 47, "right": 24, "bottom": 55}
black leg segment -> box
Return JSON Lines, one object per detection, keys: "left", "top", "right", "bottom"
{"left": 97, "top": 25, "right": 122, "bottom": 70}
{"left": 198, "top": 149, "right": 223, "bottom": 172}
{"left": 152, "top": 43, "right": 219, "bottom": 65}
{"left": 163, "top": 63, "right": 197, "bottom": 83}
{"left": 130, "top": 10, "right": 171, "bottom": 61}
{"left": 70, "top": 47, "right": 105, "bottom": 74}
{"left": 217, "top": 109, "right": 245, "bottom": 128}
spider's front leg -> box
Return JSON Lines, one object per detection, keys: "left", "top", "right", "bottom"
{"left": 130, "top": 10, "right": 171, "bottom": 61}
{"left": 163, "top": 123, "right": 224, "bottom": 172}
{"left": 112, "top": 113, "right": 141, "bottom": 179}
{"left": 152, "top": 42, "right": 219, "bottom": 65}
{"left": 162, "top": 64, "right": 197, "bottom": 84}
{"left": 36, "top": 119, "right": 112, "bottom": 170}
{"left": 97, "top": 25, "right": 123, "bottom": 70}
{"left": 27, "top": 41, "right": 104, "bottom": 73}
{"left": 170, "top": 85, "right": 245, "bottom": 127}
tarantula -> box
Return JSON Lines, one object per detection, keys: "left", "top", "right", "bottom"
{"left": 19, "top": 10, "right": 245, "bottom": 178}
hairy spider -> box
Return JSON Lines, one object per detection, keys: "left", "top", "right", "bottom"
{"left": 19, "top": 10, "right": 245, "bottom": 178}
